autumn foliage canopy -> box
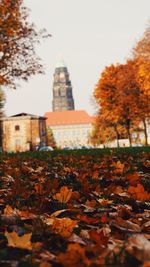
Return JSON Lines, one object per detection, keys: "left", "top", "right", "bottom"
{"left": 92, "top": 23, "right": 150, "bottom": 147}
{"left": 0, "top": 0, "right": 49, "bottom": 89}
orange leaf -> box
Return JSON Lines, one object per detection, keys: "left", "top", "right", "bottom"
{"left": 34, "top": 184, "right": 44, "bottom": 195}
{"left": 85, "top": 199, "right": 97, "bottom": 208}
{"left": 98, "top": 198, "right": 113, "bottom": 206}
{"left": 39, "top": 262, "right": 52, "bottom": 267}
{"left": 89, "top": 229, "right": 109, "bottom": 246}
{"left": 128, "top": 183, "right": 150, "bottom": 201}
{"left": 143, "top": 261, "right": 150, "bottom": 267}
{"left": 53, "top": 186, "right": 72, "bottom": 203}
{"left": 4, "top": 205, "right": 18, "bottom": 216}
{"left": 78, "top": 215, "right": 100, "bottom": 225}
{"left": 126, "top": 172, "right": 140, "bottom": 186}
{"left": 52, "top": 217, "right": 77, "bottom": 238}
{"left": 92, "top": 170, "right": 99, "bottom": 179}
{"left": 5, "top": 231, "right": 32, "bottom": 250}
{"left": 63, "top": 167, "right": 71, "bottom": 173}
{"left": 58, "top": 243, "right": 90, "bottom": 267}
{"left": 112, "top": 161, "right": 125, "bottom": 174}
{"left": 101, "top": 216, "right": 108, "bottom": 223}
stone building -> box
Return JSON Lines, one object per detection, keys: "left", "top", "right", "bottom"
{"left": 52, "top": 60, "right": 75, "bottom": 111}
{"left": 2, "top": 113, "right": 47, "bottom": 152}
{"left": 45, "top": 110, "right": 93, "bottom": 148}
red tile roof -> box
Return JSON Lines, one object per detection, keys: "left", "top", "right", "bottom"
{"left": 44, "top": 110, "right": 93, "bottom": 126}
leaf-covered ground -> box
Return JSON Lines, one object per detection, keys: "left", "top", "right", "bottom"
{"left": 0, "top": 149, "right": 150, "bottom": 267}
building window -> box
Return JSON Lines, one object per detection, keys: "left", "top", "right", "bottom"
{"left": 15, "top": 125, "right": 20, "bottom": 131}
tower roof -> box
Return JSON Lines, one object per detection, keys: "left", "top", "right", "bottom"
{"left": 55, "top": 59, "right": 66, "bottom": 69}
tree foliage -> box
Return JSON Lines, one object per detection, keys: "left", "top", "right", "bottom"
{"left": 133, "top": 22, "right": 150, "bottom": 61}
{"left": 46, "top": 128, "right": 56, "bottom": 148}
{"left": 93, "top": 61, "right": 142, "bottom": 146}
{"left": 0, "top": 0, "right": 50, "bottom": 89}
{"left": 93, "top": 23, "right": 150, "bottom": 147}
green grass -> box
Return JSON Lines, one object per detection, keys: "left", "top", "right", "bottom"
{"left": 1, "top": 146, "right": 150, "bottom": 161}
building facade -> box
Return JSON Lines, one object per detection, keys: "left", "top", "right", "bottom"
{"left": 45, "top": 110, "right": 93, "bottom": 148}
{"left": 52, "top": 60, "right": 75, "bottom": 111}
{"left": 2, "top": 113, "right": 47, "bottom": 152}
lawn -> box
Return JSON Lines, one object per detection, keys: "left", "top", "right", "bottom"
{"left": 0, "top": 147, "right": 150, "bottom": 266}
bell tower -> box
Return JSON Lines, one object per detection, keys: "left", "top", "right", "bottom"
{"left": 52, "top": 60, "right": 75, "bottom": 111}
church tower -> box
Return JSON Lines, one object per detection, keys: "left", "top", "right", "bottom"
{"left": 52, "top": 60, "right": 75, "bottom": 111}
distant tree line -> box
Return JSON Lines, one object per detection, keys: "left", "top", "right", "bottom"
{"left": 91, "top": 23, "right": 150, "bottom": 147}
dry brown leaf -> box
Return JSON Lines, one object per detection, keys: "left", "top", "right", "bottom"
{"left": 18, "top": 210, "right": 36, "bottom": 220}
{"left": 68, "top": 233, "right": 86, "bottom": 245}
{"left": 112, "top": 161, "right": 125, "bottom": 174}
{"left": 51, "top": 217, "right": 77, "bottom": 238}
{"left": 32, "top": 242, "right": 43, "bottom": 251}
{"left": 142, "top": 221, "right": 150, "bottom": 233}
{"left": 34, "top": 184, "right": 44, "bottom": 195}
{"left": 39, "top": 262, "right": 52, "bottom": 267}
{"left": 98, "top": 198, "right": 113, "bottom": 206}
{"left": 128, "top": 184, "right": 150, "bottom": 201}
{"left": 113, "top": 218, "right": 141, "bottom": 233}
{"left": 44, "top": 209, "right": 69, "bottom": 225}
{"left": 53, "top": 186, "right": 72, "bottom": 203}
{"left": 39, "top": 250, "right": 56, "bottom": 261}
{"left": 143, "top": 261, "right": 150, "bottom": 267}
{"left": 126, "top": 172, "right": 140, "bottom": 185}
{"left": 4, "top": 205, "right": 18, "bottom": 216}
{"left": 126, "top": 235, "right": 150, "bottom": 262}
{"left": 50, "top": 209, "right": 69, "bottom": 218}
{"left": 5, "top": 231, "right": 32, "bottom": 250}
{"left": 57, "top": 243, "right": 90, "bottom": 267}
{"left": 85, "top": 199, "right": 97, "bottom": 208}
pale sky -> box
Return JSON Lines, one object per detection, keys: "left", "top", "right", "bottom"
{"left": 5, "top": 0, "right": 150, "bottom": 116}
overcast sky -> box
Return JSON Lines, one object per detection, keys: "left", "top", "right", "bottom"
{"left": 5, "top": 0, "right": 150, "bottom": 116}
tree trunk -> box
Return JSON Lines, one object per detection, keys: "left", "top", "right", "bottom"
{"left": 126, "top": 125, "right": 132, "bottom": 147}
{"left": 143, "top": 119, "right": 148, "bottom": 146}
{"left": 114, "top": 126, "right": 120, "bottom": 148}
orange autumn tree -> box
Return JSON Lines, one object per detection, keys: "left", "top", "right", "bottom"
{"left": 133, "top": 23, "right": 150, "bottom": 145}
{"left": 93, "top": 61, "right": 144, "bottom": 147}
{"left": 93, "top": 64, "right": 124, "bottom": 147}
{"left": 115, "top": 60, "right": 141, "bottom": 146}
{"left": 0, "top": 0, "right": 49, "bottom": 89}
{"left": 91, "top": 110, "right": 120, "bottom": 147}
{"left": 46, "top": 128, "right": 56, "bottom": 148}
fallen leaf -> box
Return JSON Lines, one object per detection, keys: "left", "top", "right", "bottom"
{"left": 53, "top": 186, "right": 72, "bottom": 203}
{"left": 34, "top": 184, "right": 44, "bottom": 195}
{"left": 112, "top": 161, "right": 125, "bottom": 174}
{"left": 5, "top": 231, "right": 32, "bottom": 250}
{"left": 39, "top": 262, "right": 52, "bottom": 267}
{"left": 4, "top": 205, "right": 18, "bottom": 216}
{"left": 98, "top": 198, "right": 113, "bottom": 206}
{"left": 89, "top": 229, "right": 109, "bottom": 246}
{"left": 68, "top": 233, "right": 86, "bottom": 245}
{"left": 126, "top": 235, "right": 150, "bottom": 261}
{"left": 143, "top": 261, "right": 150, "bottom": 267}
{"left": 57, "top": 243, "right": 90, "bottom": 267}
{"left": 50, "top": 209, "right": 69, "bottom": 218}
{"left": 126, "top": 172, "right": 140, "bottom": 186}
{"left": 51, "top": 217, "right": 77, "bottom": 238}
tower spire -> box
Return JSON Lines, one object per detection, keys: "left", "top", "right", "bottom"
{"left": 52, "top": 61, "right": 75, "bottom": 112}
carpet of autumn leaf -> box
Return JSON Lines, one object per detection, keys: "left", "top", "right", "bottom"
{"left": 0, "top": 150, "right": 150, "bottom": 267}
